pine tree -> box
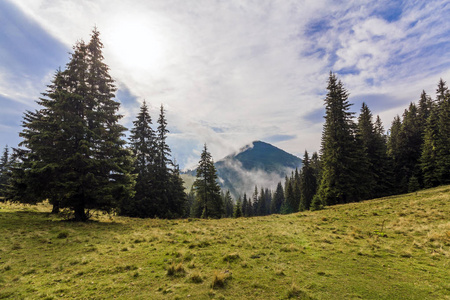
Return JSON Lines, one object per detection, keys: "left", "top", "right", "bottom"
{"left": 153, "top": 104, "right": 172, "bottom": 216}
{"left": 271, "top": 182, "right": 284, "bottom": 214}
{"left": 0, "top": 145, "right": 10, "bottom": 199}
{"left": 282, "top": 178, "right": 295, "bottom": 214}
{"left": 292, "top": 169, "right": 301, "bottom": 212}
{"left": 193, "top": 144, "right": 222, "bottom": 218}
{"left": 257, "top": 187, "right": 268, "bottom": 216}
{"left": 168, "top": 163, "right": 187, "bottom": 218}
{"left": 436, "top": 84, "right": 450, "bottom": 184}
{"left": 420, "top": 106, "right": 439, "bottom": 187}
{"left": 299, "top": 151, "right": 317, "bottom": 211}
{"left": 222, "top": 190, "right": 234, "bottom": 218}
{"left": 421, "top": 79, "right": 450, "bottom": 187}
{"left": 373, "top": 115, "right": 394, "bottom": 197}
{"left": 121, "top": 101, "right": 156, "bottom": 217}
{"left": 252, "top": 186, "right": 259, "bottom": 216}
{"left": 387, "top": 115, "right": 403, "bottom": 193}
{"left": 356, "top": 103, "right": 377, "bottom": 196}
{"left": 242, "top": 193, "right": 249, "bottom": 217}
{"left": 234, "top": 197, "right": 243, "bottom": 218}
{"left": 317, "top": 72, "right": 367, "bottom": 205}
{"left": 8, "top": 30, "right": 135, "bottom": 221}
{"left": 398, "top": 103, "right": 423, "bottom": 191}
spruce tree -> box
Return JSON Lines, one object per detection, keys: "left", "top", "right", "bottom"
{"left": 8, "top": 30, "right": 135, "bottom": 221}
{"left": 373, "top": 115, "right": 394, "bottom": 197}
{"left": 193, "top": 144, "right": 222, "bottom": 218}
{"left": 0, "top": 146, "right": 10, "bottom": 199}
{"left": 398, "top": 103, "right": 423, "bottom": 191}
{"left": 222, "top": 190, "right": 234, "bottom": 218}
{"left": 420, "top": 106, "right": 440, "bottom": 188}
{"left": 252, "top": 186, "right": 259, "bottom": 216}
{"left": 234, "top": 197, "right": 243, "bottom": 218}
{"left": 154, "top": 105, "right": 172, "bottom": 216}
{"left": 271, "top": 182, "right": 284, "bottom": 214}
{"left": 436, "top": 84, "right": 450, "bottom": 184}
{"left": 242, "top": 193, "right": 249, "bottom": 217}
{"left": 387, "top": 115, "right": 403, "bottom": 193}
{"left": 121, "top": 101, "right": 156, "bottom": 217}
{"left": 317, "top": 72, "right": 367, "bottom": 205}
{"left": 168, "top": 163, "right": 187, "bottom": 218}
{"left": 292, "top": 169, "right": 301, "bottom": 212}
{"left": 299, "top": 151, "right": 317, "bottom": 211}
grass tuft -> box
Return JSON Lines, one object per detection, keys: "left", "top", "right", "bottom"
{"left": 211, "top": 270, "right": 231, "bottom": 289}
{"left": 189, "top": 271, "right": 203, "bottom": 283}
{"left": 167, "top": 262, "right": 186, "bottom": 277}
{"left": 223, "top": 252, "right": 240, "bottom": 262}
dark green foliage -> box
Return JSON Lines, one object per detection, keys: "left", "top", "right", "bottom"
{"left": 120, "top": 101, "right": 156, "bottom": 217}
{"left": 421, "top": 79, "right": 450, "bottom": 187}
{"left": 153, "top": 105, "right": 172, "bottom": 216}
{"left": 0, "top": 146, "right": 10, "bottom": 199}
{"left": 387, "top": 115, "right": 403, "bottom": 192}
{"left": 408, "top": 175, "right": 420, "bottom": 192}
{"left": 251, "top": 186, "right": 259, "bottom": 216}
{"left": 421, "top": 106, "right": 440, "bottom": 188}
{"left": 8, "top": 30, "right": 135, "bottom": 220}
{"left": 357, "top": 104, "right": 393, "bottom": 198}
{"left": 192, "top": 144, "right": 223, "bottom": 218}
{"left": 270, "top": 182, "right": 284, "bottom": 214}
{"left": 317, "top": 72, "right": 368, "bottom": 205}
{"left": 299, "top": 151, "right": 317, "bottom": 211}
{"left": 222, "top": 190, "right": 234, "bottom": 218}
{"left": 241, "top": 193, "right": 251, "bottom": 217}
{"left": 233, "top": 197, "right": 243, "bottom": 218}
{"left": 120, "top": 102, "right": 186, "bottom": 219}
{"left": 435, "top": 82, "right": 450, "bottom": 184}
{"left": 283, "top": 178, "right": 295, "bottom": 214}
{"left": 372, "top": 116, "right": 394, "bottom": 197}
{"left": 310, "top": 194, "right": 323, "bottom": 211}
{"left": 399, "top": 103, "right": 423, "bottom": 190}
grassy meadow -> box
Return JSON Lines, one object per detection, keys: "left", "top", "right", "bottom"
{"left": 0, "top": 186, "right": 449, "bottom": 299}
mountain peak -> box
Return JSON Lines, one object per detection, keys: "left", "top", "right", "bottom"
{"left": 221, "top": 140, "right": 302, "bottom": 174}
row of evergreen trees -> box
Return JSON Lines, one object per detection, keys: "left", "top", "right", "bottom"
{"left": 315, "top": 72, "right": 449, "bottom": 208}
{"left": 0, "top": 29, "right": 187, "bottom": 220}
{"left": 1, "top": 29, "right": 448, "bottom": 220}
{"left": 182, "top": 72, "right": 450, "bottom": 218}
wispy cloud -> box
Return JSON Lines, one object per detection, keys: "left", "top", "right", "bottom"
{"left": 2, "top": 0, "right": 450, "bottom": 168}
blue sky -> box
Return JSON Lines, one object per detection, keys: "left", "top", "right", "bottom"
{"left": 1, "top": 0, "right": 450, "bottom": 169}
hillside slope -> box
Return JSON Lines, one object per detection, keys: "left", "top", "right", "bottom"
{"left": 0, "top": 186, "right": 449, "bottom": 299}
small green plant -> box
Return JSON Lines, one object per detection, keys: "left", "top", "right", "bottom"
{"left": 374, "top": 220, "right": 388, "bottom": 237}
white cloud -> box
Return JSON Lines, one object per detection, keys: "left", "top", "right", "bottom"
{"left": 5, "top": 0, "right": 450, "bottom": 168}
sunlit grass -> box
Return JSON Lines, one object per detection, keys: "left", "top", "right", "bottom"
{"left": 0, "top": 186, "right": 449, "bottom": 299}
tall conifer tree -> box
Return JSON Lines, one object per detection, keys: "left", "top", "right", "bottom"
{"left": 8, "top": 29, "right": 135, "bottom": 221}
{"left": 317, "top": 72, "right": 367, "bottom": 205}
{"left": 192, "top": 144, "right": 222, "bottom": 218}
{"left": 299, "top": 151, "right": 317, "bottom": 211}
{"left": 121, "top": 101, "right": 156, "bottom": 217}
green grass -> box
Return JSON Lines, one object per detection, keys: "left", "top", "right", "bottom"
{"left": 0, "top": 186, "right": 449, "bottom": 299}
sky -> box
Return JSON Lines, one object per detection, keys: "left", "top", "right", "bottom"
{"left": 1, "top": 0, "right": 450, "bottom": 170}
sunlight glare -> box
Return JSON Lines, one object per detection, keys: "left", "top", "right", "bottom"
{"left": 108, "top": 18, "right": 166, "bottom": 71}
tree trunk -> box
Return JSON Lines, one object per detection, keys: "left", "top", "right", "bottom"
{"left": 51, "top": 201, "right": 60, "bottom": 214}
{"left": 74, "top": 205, "right": 87, "bottom": 221}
